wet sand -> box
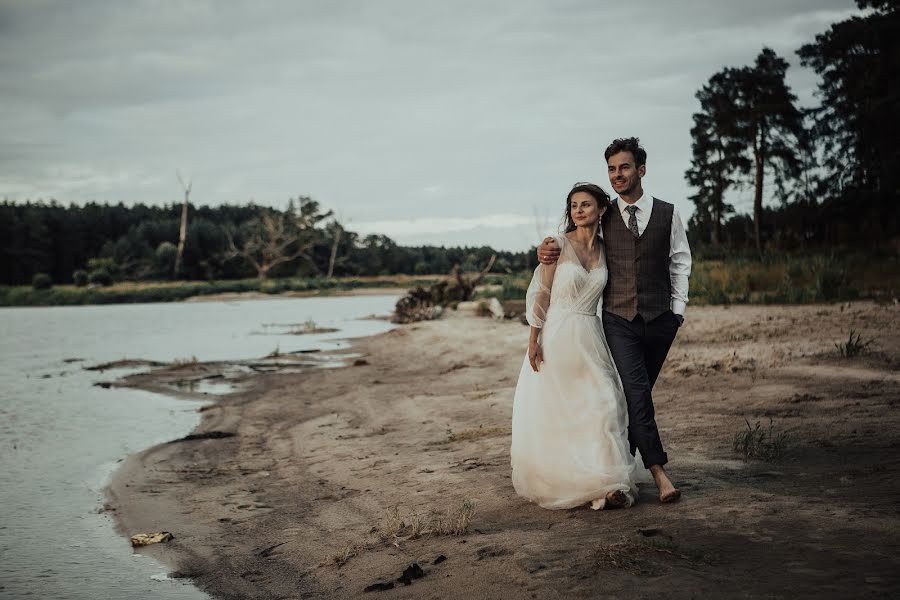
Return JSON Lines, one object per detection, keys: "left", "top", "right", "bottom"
{"left": 107, "top": 302, "right": 900, "bottom": 599}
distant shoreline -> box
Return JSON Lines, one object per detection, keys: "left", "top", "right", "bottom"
{"left": 6, "top": 252, "right": 899, "bottom": 308}
{"left": 181, "top": 287, "right": 409, "bottom": 302}
{"left": 0, "top": 276, "right": 436, "bottom": 307}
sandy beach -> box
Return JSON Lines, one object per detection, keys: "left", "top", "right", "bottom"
{"left": 106, "top": 302, "right": 900, "bottom": 599}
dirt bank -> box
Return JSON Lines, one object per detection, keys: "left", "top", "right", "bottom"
{"left": 107, "top": 302, "right": 900, "bottom": 599}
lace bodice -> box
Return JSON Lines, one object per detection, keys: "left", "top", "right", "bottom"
{"left": 526, "top": 235, "right": 607, "bottom": 327}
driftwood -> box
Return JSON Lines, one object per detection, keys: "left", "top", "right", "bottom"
{"left": 392, "top": 255, "right": 496, "bottom": 324}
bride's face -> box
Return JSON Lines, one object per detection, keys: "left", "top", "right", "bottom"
{"left": 570, "top": 191, "right": 605, "bottom": 226}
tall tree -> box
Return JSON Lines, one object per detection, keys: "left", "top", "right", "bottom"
{"left": 685, "top": 70, "right": 748, "bottom": 245}
{"left": 733, "top": 48, "right": 805, "bottom": 256}
{"left": 798, "top": 0, "right": 900, "bottom": 198}
{"left": 288, "top": 195, "right": 333, "bottom": 275}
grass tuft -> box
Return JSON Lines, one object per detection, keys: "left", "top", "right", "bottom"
{"left": 593, "top": 536, "right": 706, "bottom": 575}
{"left": 170, "top": 356, "right": 199, "bottom": 369}
{"left": 377, "top": 506, "right": 404, "bottom": 542}
{"left": 733, "top": 418, "right": 789, "bottom": 461}
{"left": 835, "top": 329, "right": 875, "bottom": 358}
{"left": 324, "top": 544, "right": 359, "bottom": 567}
{"left": 430, "top": 499, "right": 476, "bottom": 536}
{"left": 408, "top": 513, "right": 428, "bottom": 539}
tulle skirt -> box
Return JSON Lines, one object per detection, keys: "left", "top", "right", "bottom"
{"left": 511, "top": 311, "right": 647, "bottom": 509}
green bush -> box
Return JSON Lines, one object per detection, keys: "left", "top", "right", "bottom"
{"left": 88, "top": 269, "right": 113, "bottom": 286}
{"left": 73, "top": 269, "right": 89, "bottom": 287}
{"left": 31, "top": 273, "right": 52, "bottom": 290}
{"left": 815, "top": 264, "right": 852, "bottom": 301}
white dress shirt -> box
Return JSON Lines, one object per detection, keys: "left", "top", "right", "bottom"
{"left": 611, "top": 192, "right": 692, "bottom": 316}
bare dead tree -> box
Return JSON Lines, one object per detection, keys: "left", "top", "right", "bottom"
{"left": 325, "top": 215, "right": 348, "bottom": 279}
{"left": 393, "top": 254, "right": 497, "bottom": 323}
{"left": 224, "top": 209, "right": 314, "bottom": 279}
{"left": 174, "top": 171, "right": 192, "bottom": 279}
{"left": 450, "top": 254, "right": 496, "bottom": 301}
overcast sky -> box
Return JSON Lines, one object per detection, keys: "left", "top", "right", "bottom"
{"left": 1, "top": 0, "right": 858, "bottom": 251}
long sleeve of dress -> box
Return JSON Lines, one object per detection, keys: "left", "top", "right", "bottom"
{"left": 525, "top": 258, "right": 558, "bottom": 329}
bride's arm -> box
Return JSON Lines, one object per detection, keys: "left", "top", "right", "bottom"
{"left": 525, "top": 258, "right": 557, "bottom": 372}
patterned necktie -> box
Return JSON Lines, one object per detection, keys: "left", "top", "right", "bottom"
{"left": 625, "top": 205, "right": 640, "bottom": 238}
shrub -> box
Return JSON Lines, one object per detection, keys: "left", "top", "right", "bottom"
{"left": 733, "top": 418, "right": 788, "bottom": 461}
{"left": 31, "top": 273, "right": 52, "bottom": 290}
{"left": 86, "top": 257, "right": 119, "bottom": 277}
{"left": 835, "top": 329, "right": 875, "bottom": 357}
{"left": 814, "top": 257, "right": 854, "bottom": 301}
{"left": 155, "top": 241, "right": 177, "bottom": 262}
{"left": 88, "top": 269, "right": 113, "bottom": 286}
{"left": 72, "top": 270, "right": 89, "bottom": 287}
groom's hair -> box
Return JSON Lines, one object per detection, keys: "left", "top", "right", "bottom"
{"left": 604, "top": 137, "right": 647, "bottom": 167}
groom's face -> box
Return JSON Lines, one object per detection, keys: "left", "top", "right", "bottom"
{"left": 607, "top": 151, "right": 645, "bottom": 197}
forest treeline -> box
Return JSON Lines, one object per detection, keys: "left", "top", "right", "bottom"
{"left": 2, "top": 1, "right": 897, "bottom": 288}
{"left": 685, "top": 0, "right": 899, "bottom": 255}
{"left": 0, "top": 197, "right": 531, "bottom": 286}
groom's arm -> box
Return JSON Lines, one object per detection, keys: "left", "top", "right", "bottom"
{"left": 669, "top": 207, "right": 691, "bottom": 323}
{"left": 537, "top": 237, "right": 561, "bottom": 265}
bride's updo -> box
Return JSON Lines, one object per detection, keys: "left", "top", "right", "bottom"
{"left": 563, "top": 182, "right": 611, "bottom": 233}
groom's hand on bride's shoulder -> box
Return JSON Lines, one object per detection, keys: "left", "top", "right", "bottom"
{"left": 538, "top": 237, "right": 561, "bottom": 265}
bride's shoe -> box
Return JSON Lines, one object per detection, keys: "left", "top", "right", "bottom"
{"left": 590, "top": 490, "right": 634, "bottom": 510}
{"left": 605, "top": 489, "right": 635, "bottom": 509}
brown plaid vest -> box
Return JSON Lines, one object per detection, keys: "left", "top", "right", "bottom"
{"left": 602, "top": 198, "right": 673, "bottom": 321}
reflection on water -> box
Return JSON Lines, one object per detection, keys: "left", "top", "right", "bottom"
{"left": 172, "top": 377, "right": 239, "bottom": 396}
{"left": 0, "top": 295, "right": 397, "bottom": 599}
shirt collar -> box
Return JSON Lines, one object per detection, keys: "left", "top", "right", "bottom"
{"left": 615, "top": 191, "right": 651, "bottom": 215}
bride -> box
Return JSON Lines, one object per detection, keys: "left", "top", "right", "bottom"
{"left": 511, "top": 182, "right": 646, "bottom": 510}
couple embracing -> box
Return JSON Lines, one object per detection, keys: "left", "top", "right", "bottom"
{"left": 511, "top": 137, "right": 691, "bottom": 510}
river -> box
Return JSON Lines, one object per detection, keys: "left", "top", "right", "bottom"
{"left": 0, "top": 294, "right": 399, "bottom": 599}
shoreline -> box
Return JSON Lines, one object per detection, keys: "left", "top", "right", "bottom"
{"left": 181, "top": 286, "right": 409, "bottom": 303}
{"left": 106, "top": 303, "right": 900, "bottom": 599}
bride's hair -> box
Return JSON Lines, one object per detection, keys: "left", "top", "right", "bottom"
{"left": 563, "top": 182, "right": 611, "bottom": 233}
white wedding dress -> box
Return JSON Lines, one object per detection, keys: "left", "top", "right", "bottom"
{"left": 511, "top": 235, "right": 646, "bottom": 509}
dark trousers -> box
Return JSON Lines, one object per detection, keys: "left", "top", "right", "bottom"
{"left": 602, "top": 309, "right": 680, "bottom": 468}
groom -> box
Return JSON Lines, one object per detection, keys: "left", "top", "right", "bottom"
{"left": 539, "top": 137, "right": 691, "bottom": 504}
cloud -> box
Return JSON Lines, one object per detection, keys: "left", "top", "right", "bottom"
{"left": 355, "top": 213, "right": 538, "bottom": 236}
{"left": 0, "top": 0, "right": 861, "bottom": 249}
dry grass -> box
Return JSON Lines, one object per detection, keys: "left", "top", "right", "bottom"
{"left": 169, "top": 356, "right": 199, "bottom": 369}
{"left": 324, "top": 499, "right": 476, "bottom": 568}
{"left": 324, "top": 544, "right": 359, "bottom": 567}
{"left": 593, "top": 536, "right": 704, "bottom": 575}
{"left": 374, "top": 500, "right": 476, "bottom": 541}
{"left": 593, "top": 539, "right": 650, "bottom": 574}
{"left": 429, "top": 499, "right": 476, "bottom": 536}
{"left": 439, "top": 425, "right": 511, "bottom": 444}
{"left": 377, "top": 506, "right": 404, "bottom": 542}
{"left": 408, "top": 512, "right": 428, "bottom": 539}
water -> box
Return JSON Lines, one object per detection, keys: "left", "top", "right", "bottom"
{"left": 0, "top": 295, "right": 398, "bottom": 599}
